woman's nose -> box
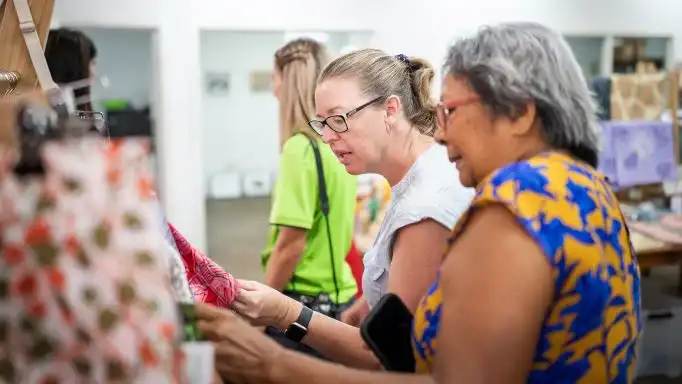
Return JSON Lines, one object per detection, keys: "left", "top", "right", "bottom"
{"left": 320, "top": 126, "right": 338, "bottom": 144}
{"left": 434, "top": 122, "right": 445, "bottom": 145}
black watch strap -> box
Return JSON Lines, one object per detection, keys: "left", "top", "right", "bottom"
{"left": 284, "top": 305, "right": 313, "bottom": 343}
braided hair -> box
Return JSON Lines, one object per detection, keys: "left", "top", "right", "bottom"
{"left": 274, "top": 38, "right": 329, "bottom": 144}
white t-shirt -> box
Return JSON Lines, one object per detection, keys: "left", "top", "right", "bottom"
{"left": 362, "top": 144, "right": 474, "bottom": 308}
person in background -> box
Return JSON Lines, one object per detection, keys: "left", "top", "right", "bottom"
{"left": 44, "top": 28, "right": 239, "bottom": 308}
{"left": 45, "top": 28, "right": 97, "bottom": 112}
{"left": 196, "top": 22, "right": 641, "bottom": 383}
{"left": 263, "top": 38, "right": 358, "bottom": 357}
{"left": 229, "top": 48, "right": 473, "bottom": 369}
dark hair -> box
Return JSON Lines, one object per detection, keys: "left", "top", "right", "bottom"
{"left": 45, "top": 28, "right": 98, "bottom": 111}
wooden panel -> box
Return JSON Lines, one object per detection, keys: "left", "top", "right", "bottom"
{"left": 0, "top": 0, "right": 53, "bottom": 148}
{"left": 0, "top": 0, "right": 55, "bottom": 92}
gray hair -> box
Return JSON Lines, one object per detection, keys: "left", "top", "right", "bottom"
{"left": 443, "top": 22, "right": 600, "bottom": 166}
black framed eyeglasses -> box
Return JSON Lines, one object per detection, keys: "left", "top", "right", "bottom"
{"left": 75, "top": 110, "right": 109, "bottom": 137}
{"left": 308, "top": 96, "right": 383, "bottom": 135}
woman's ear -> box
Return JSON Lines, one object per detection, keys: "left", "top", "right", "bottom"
{"left": 510, "top": 102, "right": 537, "bottom": 136}
{"left": 384, "top": 95, "right": 402, "bottom": 127}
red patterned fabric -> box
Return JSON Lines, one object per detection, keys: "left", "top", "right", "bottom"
{"left": 168, "top": 223, "right": 239, "bottom": 308}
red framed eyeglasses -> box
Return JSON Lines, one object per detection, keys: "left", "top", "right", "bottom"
{"left": 436, "top": 96, "right": 480, "bottom": 128}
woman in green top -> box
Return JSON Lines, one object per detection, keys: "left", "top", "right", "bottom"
{"left": 262, "top": 38, "right": 358, "bottom": 357}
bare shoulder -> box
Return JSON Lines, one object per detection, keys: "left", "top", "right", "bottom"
{"left": 440, "top": 203, "right": 553, "bottom": 298}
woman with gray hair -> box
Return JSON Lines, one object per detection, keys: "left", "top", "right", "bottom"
{"left": 194, "top": 22, "right": 641, "bottom": 383}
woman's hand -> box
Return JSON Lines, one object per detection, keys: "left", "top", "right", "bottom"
{"left": 230, "top": 279, "right": 301, "bottom": 329}
{"left": 196, "top": 302, "right": 283, "bottom": 383}
{"left": 341, "top": 296, "right": 369, "bottom": 326}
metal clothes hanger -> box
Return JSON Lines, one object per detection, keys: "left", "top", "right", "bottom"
{"left": 0, "top": 71, "right": 21, "bottom": 97}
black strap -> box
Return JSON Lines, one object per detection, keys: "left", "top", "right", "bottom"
{"left": 290, "top": 132, "right": 340, "bottom": 303}
{"left": 284, "top": 305, "right": 314, "bottom": 343}
{"left": 307, "top": 135, "right": 330, "bottom": 215}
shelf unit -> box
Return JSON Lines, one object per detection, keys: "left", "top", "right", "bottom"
{"left": 564, "top": 34, "right": 674, "bottom": 77}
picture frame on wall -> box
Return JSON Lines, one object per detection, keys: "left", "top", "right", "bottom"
{"left": 205, "top": 72, "right": 231, "bottom": 96}
{"left": 250, "top": 71, "right": 273, "bottom": 93}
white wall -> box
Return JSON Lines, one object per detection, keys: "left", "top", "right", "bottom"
{"left": 372, "top": 0, "right": 682, "bottom": 96}
{"left": 78, "top": 28, "right": 153, "bottom": 111}
{"left": 200, "top": 31, "right": 372, "bottom": 188}
{"left": 201, "top": 32, "right": 281, "bottom": 184}
{"left": 53, "top": 0, "right": 682, "bottom": 251}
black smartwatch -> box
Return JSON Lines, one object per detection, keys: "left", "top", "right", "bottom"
{"left": 284, "top": 305, "right": 313, "bottom": 343}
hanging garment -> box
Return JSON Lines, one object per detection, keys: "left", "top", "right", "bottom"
{"left": 156, "top": 207, "right": 194, "bottom": 303}
{"left": 610, "top": 73, "right": 669, "bottom": 121}
{"left": 166, "top": 240, "right": 195, "bottom": 303}
{"left": 1, "top": 1, "right": 185, "bottom": 379}
{"left": 589, "top": 76, "right": 612, "bottom": 120}
{"left": 599, "top": 120, "right": 677, "bottom": 188}
{"left": 0, "top": 138, "right": 183, "bottom": 382}
{"left": 169, "top": 223, "right": 239, "bottom": 308}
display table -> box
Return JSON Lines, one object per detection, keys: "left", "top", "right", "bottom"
{"left": 631, "top": 231, "right": 682, "bottom": 294}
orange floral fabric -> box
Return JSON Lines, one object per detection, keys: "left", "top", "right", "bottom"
{"left": 0, "top": 138, "right": 183, "bottom": 382}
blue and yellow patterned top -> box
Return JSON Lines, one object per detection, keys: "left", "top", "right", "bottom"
{"left": 412, "top": 152, "right": 642, "bottom": 382}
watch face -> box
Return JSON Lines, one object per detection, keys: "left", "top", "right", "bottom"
{"left": 285, "top": 323, "right": 307, "bottom": 342}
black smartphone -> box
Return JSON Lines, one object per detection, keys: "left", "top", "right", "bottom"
{"left": 360, "top": 293, "right": 416, "bottom": 372}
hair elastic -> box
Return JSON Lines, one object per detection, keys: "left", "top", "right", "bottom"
{"left": 395, "top": 54, "right": 410, "bottom": 64}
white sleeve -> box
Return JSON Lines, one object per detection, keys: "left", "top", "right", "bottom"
{"left": 392, "top": 185, "right": 474, "bottom": 234}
